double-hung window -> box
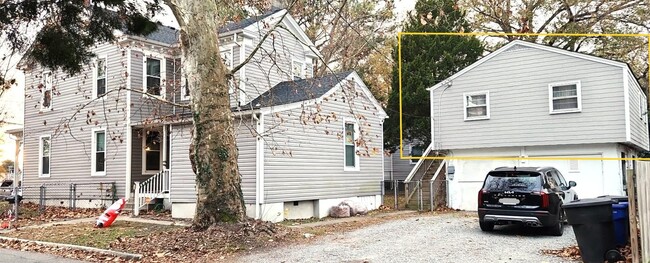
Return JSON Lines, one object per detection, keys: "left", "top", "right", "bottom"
{"left": 464, "top": 91, "right": 489, "bottom": 120}
{"left": 92, "top": 129, "right": 106, "bottom": 175}
{"left": 145, "top": 57, "right": 162, "bottom": 96}
{"left": 95, "top": 57, "right": 107, "bottom": 98}
{"left": 41, "top": 72, "right": 53, "bottom": 110}
{"left": 39, "top": 135, "right": 51, "bottom": 177}
{"left": 344, "top": 121, "right": 359, "bottom": 171}
{"left": 549, "top": 81, "right": 581, "bottom": 114}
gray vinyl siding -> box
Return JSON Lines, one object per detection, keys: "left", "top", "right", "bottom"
{"left": 262, "top": 83, "right": 384, "bottom": 203}
{"left": 131, "top": 130, "right": 146, "bottom": 183}
{"left": 433, "top": 44, "right": 627, "bottom": 150}
{"left": 169, "top": 116, "right": 258, "bottom": 204}
{"left": 129, "top": 49, "right": 177, "bottom": 123}
{"left": 234, "top": 116, "right": 258, "bottom": 203}
{"left": 22, "top": 43, "right": 129, "bottom": 197}
{"left": 628, "top": 73, "right": 649, "bottom": 150}
{"left": 230, "top": 43, "right": 241, "bottom": 108}
{"left": 169, "top": 124, "right": 195, "bottom": 203}
{"left": 388, "top": 152, "right": 415, "bottom": 181}
{"left": 241, "top": 25, "right": 307, "bottom": 106}
{"left": 174, "top": 37, "right": 242, "bottom": 109}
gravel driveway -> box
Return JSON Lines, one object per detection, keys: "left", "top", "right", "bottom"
{"left": 235, "top": 212, "right": 577, "bottom": 263}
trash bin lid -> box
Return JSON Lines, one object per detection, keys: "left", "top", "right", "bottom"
{"left": 563, "top": 197, "right": 615, "bottom": 208}
{"left": 612, "top": 202, "right": 629, "bottom": 209}
{"left": 597, "top": 195, "right": 628, "bottom": 203}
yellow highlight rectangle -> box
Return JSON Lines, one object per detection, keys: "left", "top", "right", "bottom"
{"left": 397, "top": 32, "right": 650, "bottom": 161}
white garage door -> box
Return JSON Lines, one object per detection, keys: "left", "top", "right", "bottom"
{"left": 451, "top": 159, "right": 519, "bottom": 210}
{"left": 527, "top": 155, "right": 604, "bottom": 199}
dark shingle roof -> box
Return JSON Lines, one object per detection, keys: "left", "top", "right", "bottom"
{"left": 218, "top": 8, "right": 283, "bottom": 34}
{"left": 242, "top": 71, "right": 354, "bottom": 109}
{"left": 141, "top": 25, "right": 180, "bottom": 45}
{"left": 137, "top": 8, "right": 283, "bottom": 45}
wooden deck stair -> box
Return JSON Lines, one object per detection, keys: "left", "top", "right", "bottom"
{"left": 404, "top": 146, "right": 449, "bottom": 211}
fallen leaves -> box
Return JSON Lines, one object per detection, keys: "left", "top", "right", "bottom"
{"left": 542, "top": 245, "right": 582, "bottom": 261}
{"left": 543, "top": 244, "right": 634, "bottom": 263}
{"left": 2, "top": 202, "right": 105, "bottom": 228}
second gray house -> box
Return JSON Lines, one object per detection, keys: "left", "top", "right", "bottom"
{"left": 410, "top": 40, "right": 649, "bottom": 211}
{"left": 19, "top": 9, "right": 387, "bottom": 222}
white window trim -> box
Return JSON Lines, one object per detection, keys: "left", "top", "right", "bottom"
{"left": 343, "top": 118, "right": 360, "bottom": 172}
{"left": 143, "top": 55, "right": 166, "bottom": 98}
{"left": 39, "top": 135, "right": 51, "bottom": 178}
{"left": 40, "top": 71, "right": 53, "bottom": 111}
{"left": 91, "top": 128, "right": 107, "bottom": 176}
{"left": 142, "top": 129, "right": 163, "bottom": 175}
{"left": 548, "top": 80, "right": 582, "bottom": 114}
{"left": 291, "top": 58, "right": 306, "bottom": 80}
{"left": 463, "top": 91, "right": 490, "bottom": 121}
{"left": 92, "top": 55, "right": 108, "bottom": 99}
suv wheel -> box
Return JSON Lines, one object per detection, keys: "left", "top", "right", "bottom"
{"left": 547, "top": 209, "right": 564, "bottom": 236}
{"left": 479, "top": 220, "right": 494, "bottom": 232}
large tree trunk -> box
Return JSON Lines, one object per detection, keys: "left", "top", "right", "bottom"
{"left": 167, "top": 0, "right": 246, "bottom": 228}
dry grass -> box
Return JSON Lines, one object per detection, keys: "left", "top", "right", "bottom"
{"left": 3, "top": 220, "right": 177, "bottom": 249}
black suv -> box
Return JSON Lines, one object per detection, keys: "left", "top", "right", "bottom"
{"left": 477, "top": 166, "right": 577, "bottom": 236}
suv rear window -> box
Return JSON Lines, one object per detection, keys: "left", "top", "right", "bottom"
{"left": 483, "top": 171, "right": 542, "bottom": 191}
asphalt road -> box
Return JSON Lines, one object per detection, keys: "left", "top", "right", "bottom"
{"left": 0, "top": 248, "right": 87, "bottom": 263}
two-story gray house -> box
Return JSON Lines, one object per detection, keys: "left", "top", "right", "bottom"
{"left": 411, "top": 40, "right": 649, "bottom": 211}
{"left": 19, "top": 9, "right": 387, "bottom": 222}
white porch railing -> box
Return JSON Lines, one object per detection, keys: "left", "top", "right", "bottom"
{"left": 133, "top": 169, "right": 170, "bottom": 216}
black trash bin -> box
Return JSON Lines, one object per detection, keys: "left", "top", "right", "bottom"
{"left": 598, "top": 195, "right": 630, "bottom": 246}
{"left": 563, "top": 197, "right": 616, "bottom": 263}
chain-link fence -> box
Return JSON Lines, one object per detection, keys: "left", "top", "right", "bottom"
{"left": 383, "top": 179, "right": 448, "bottom": 211}
{"left": 1, "top": 182, "right": 117, "bottom": 222}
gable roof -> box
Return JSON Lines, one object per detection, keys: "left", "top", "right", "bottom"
{"left": 428, "top": 40, "right": 630, "bottom": 91}
{"left": 235, "top": 71, "right": 387, "bottom": 117}
{"left": 248, "top": 71, "right": 354, "bottom": 108}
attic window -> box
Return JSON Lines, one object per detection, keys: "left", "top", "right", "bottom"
{"left": 291, "top": 59, "right": 305, "bottom": 80}
{"left": 549, "top": 81, "right": 581, "bottom": 114}
{"left": 41, "top": 72, "right": 53, "bottom": 111}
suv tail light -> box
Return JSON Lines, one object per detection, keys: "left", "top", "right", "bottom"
{"left": 537, "top": 191, "right": 550, "bottom": 208}
{"left": 478, "top": 189, "right": 485, "bottom": 206}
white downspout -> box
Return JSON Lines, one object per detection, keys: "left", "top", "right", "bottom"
{"left": 430, "top": 88, "right": 435, "bottom": 149}
{"left": 253, "top": 113, "right": 265, "bottom": 219}
{"left": 125, "top": 48, "right": 132, "bottom": 199}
